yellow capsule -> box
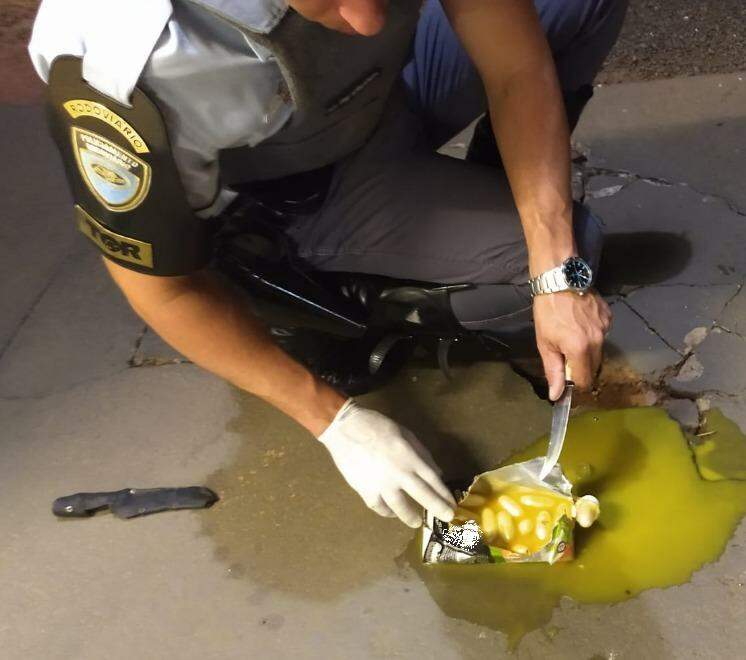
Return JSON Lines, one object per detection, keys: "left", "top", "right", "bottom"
{"left": 497, "top": 510, "right": 515, "bottom": 541}
{"left": 535, "top": 509, "right": 552, "bottom": 542}
{"left": 481, "top": 507, "right": 497, "bottom": 535}
{"left": 518, "top": 518, "right": 534, "bottom": 535}
{"left": 519, "top": 494, "right": 554, "bottom": 508}
{"left": 535, "top": 520, "right": 550, "bottom": 541}
{"left": 512, "top": 544, "right": 529, "bottom": 555}
{"left": 497, "top": 495, "right": 523, "bottom": 517}
{"left": 575, "top": 495, "right": 601, "bottom": 528}
{"left": 462, "top": 494, "right": 487, "bottom": 507}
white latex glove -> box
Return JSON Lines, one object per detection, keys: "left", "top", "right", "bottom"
{"left": 318, "top": 399, "right": 457, "bottom": 528}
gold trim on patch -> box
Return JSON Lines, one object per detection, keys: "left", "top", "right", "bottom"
{"left": 63, "top": 100, "right": 149, "bottom": 153}
{"left": 75, "top": 205, "right": 154, "bottom": 268}
{"left": 71, "top": 127, "right": 151, "bottom": 213}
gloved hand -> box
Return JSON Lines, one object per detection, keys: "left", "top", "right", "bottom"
{"left": 318, "top": 399, "right": 457, "bottom": 528}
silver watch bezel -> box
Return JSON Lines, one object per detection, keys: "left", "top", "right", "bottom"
{"left": 529, "top": 256, "right": 593, "bottom": 297}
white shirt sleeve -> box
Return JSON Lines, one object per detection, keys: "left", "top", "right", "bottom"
{"left": 141, "top": 1, "right": 293, "bottom": 213}
{"left": 28, "top": 0, "right": 86, "bottom": 81}
{"left": 28, "top": 0, "right": 293, "bottom": 216}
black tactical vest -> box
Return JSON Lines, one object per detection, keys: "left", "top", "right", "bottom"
{"left": 187, "top": 0, "right": 423, "bottom": 184}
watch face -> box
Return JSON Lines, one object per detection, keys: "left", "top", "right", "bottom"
{"left": 563, "top": 257, "right": 592, "bottom": 289}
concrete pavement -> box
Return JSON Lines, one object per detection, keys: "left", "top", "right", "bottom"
{"left": 2, "top": 72, "right": 746, "bottom": 659}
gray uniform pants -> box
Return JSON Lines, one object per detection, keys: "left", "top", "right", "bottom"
{"left": 285, "top": 0, "right": 628, "bottom": 332}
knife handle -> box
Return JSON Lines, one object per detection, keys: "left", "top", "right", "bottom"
{"left": 52, "top": 491, "right": 122, "bottom": 517}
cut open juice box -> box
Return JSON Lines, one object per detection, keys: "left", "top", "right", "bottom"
{"left": 422, "top": 457, "right": 599, "bottom": 565}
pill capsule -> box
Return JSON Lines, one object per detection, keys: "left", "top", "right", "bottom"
{"left": 518, "top": 518, "right": 533, "bottom": 535}
{"left": 463, "top": 494, "right": 487, "bottom": 507}
{"left": 535, "top": 510, "right": 552, "bottom": 541}
{"left": 497, "top": 495, "right": 523, "bottom": 517}
{"left": 575, "top": 495, "right": 601, "bottom": 528}
{"left": 481, "top": 507, "right": 497, "bottom": 535}
{"left": 519, "top": 494, "right": 554, "bottom": 508}
{"left": 497, "top": 510, "right": 515, "bottom": 541}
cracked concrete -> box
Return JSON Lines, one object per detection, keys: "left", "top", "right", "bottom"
{"left": 0, "top": 106, "right": 77, "bottom": 355}
{"left": 2, "top": 72, "right": 746, "bottom": 659}
{"left": 576, "top": 72, "right": 746, "bottom": 213}
{"left": 718, "top": 284, "right": 746, "bottom": 338}
{"left": 622, "top": 284, "right": 742, "bottom": 354}
{"left": 129, "top": 326, "right": 191, "bottom": 368}
{"left": 581, "top": 163, "right": 746, "bottom": 219}
{"left": 586, "top": 178, "right": 746, "bottom": 287}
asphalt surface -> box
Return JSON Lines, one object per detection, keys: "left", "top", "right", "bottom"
{"left": 2, "top": 0, "right": 746, "bottom": 99}
{"left": 598, "top": 0, "right": 746, "bottom": 84}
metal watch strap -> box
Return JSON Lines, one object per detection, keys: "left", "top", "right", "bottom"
{"left": 529, "top": 265, "right": 568, "bottom": 296}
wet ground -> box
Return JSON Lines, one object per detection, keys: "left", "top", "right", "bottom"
{"left": 2, "top": 5, "right": 746, "bottom": 660}
{"left": 3, "top": 71, "right": 746, "bottom": 655}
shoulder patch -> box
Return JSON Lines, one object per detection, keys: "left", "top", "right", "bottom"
{"left": 63, "top": 100, "right": 149, "bottom": 153}
{"left": 46, "top": 56, "right": 212, "bottom": 276}
{"left": 75, "top": 205, "right": 154, "bottom": 268}
{"left": 71, "top": 127, "right": 151, "bottom": 212}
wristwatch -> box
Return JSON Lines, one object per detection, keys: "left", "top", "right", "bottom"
{"left": 528, "top": 256, "right": 593, "bottom": 297}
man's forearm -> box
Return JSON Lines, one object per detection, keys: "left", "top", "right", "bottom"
{"left": 486, "top": 67, "right": 576, "bottom": 276}
{"left": 104, "top": 259, "right": 346, "bottom": 436}
{"left": 443, "top": 0, "right": 576, "bottom": 276}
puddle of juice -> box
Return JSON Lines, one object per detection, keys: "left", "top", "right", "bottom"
{"left": 411, "top": 407, "right": 746, "bottom": 648}
{"left": 692, "top": 408, "right": 746, "bottom": 481}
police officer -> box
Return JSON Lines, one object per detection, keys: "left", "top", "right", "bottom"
{"left": 29, "top": 0, "right": 620, "bottom": 528}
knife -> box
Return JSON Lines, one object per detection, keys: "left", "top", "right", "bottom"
{"left": 52, "top": 487, "right": 218, "bottom": 519}
{"left": 538, "top": 365, "right": 574, "bottom": 481}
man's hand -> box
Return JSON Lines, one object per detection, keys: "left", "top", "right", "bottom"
{"left": 533, "top": 291, "right": 612, "bottom": 400}
{"left": 318, "top": 399, "right": 457, "bottom": 528}
{"left": 443, "top": 0, "right": 609, "bottom": 393}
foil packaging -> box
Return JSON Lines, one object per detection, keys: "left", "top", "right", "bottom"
{"left": 421, "top": 457, "right": 579, "bottom": 565}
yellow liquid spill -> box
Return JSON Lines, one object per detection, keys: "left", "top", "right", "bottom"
{"left": 693, "top": 407, "right": 746, "bottom": 481}
{"left": 412, "top": 407, "right": 746, "bottom": 648}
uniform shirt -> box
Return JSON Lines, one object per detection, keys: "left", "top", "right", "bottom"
{"left": 28, "top": 0, "right": 294, "bottom": 216}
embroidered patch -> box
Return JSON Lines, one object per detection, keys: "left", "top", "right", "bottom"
{"left": 75, "top": 205, "right": 153, "bottom": 268}
{"left": 71, "top": 127, "right": 151, "bottom": 212}
{"left": 63, "top": 100, "right": 149, "bottom": 153}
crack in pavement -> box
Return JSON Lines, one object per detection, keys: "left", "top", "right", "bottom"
{"left": 127, "top": 325, "right": 192, "bottom": 368}
{"left": 0, "top": 252, "right": 74, "bottom": 362}
{"left": 130, "top": 357, "right": 193, "bottom": 368}
{"left": 618, "top": 297, "right": 684, "bottom": 356}
{"left": 611, "top": 279, "right": 746, "bottom": 367}
{"left": 580, "top": 163, "right": 746, "bottom": 218}
{"left": 714, "top": 323, "right": 746, "bottom": 341}
{"left": 713, "top": 282, "right": 745, "bottom": 337}
{"left": 601, "top": 284, "right": 746, "bottom": 429}
{"left": 127, "top": 325, "right": 148, "bottom": 367}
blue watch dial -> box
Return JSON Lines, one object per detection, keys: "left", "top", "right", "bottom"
{"left": 562, "top": 257, "right": 592, "bottom": 289}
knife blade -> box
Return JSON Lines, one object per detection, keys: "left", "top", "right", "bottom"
{"left": 52, "top": 486, "right": 218, "bottom": 519}
{"left": 539, "top": 379, "right": 574, "bottom": 481}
